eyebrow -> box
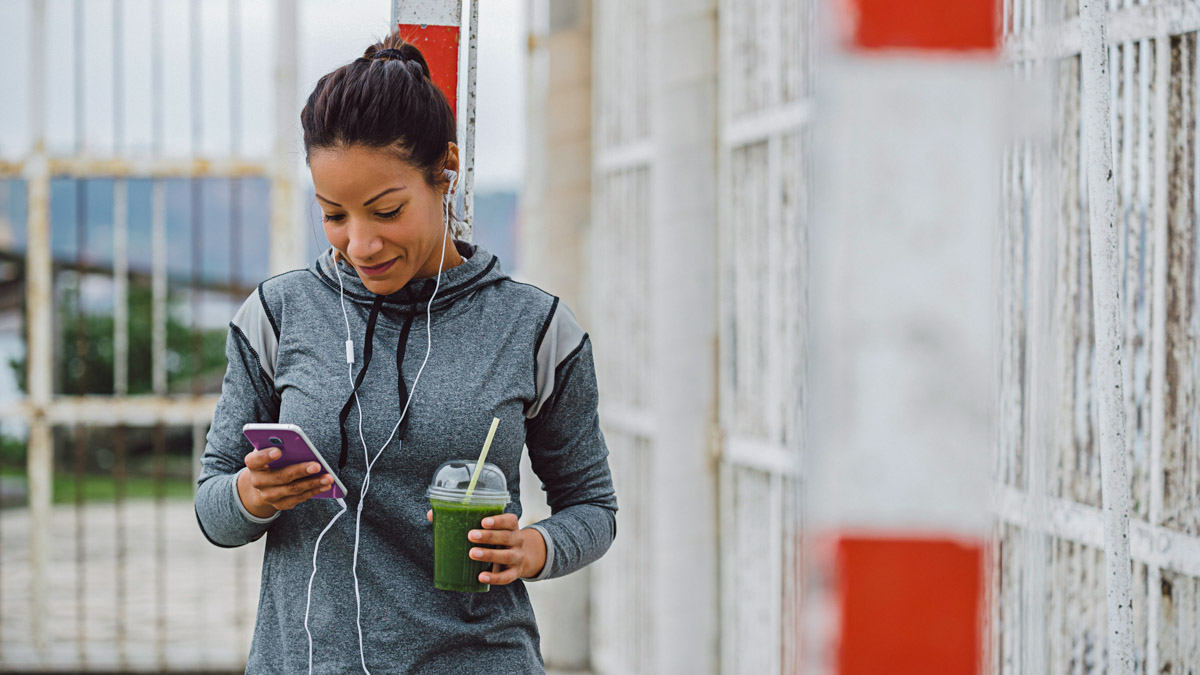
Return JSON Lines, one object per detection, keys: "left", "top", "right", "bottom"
{"left": 315, "top": 186, "right": 406, "bottom": 208}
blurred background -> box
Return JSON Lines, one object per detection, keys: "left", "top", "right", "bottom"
{"left": 4, "top": 0, "right": 1200, "bottom": 674}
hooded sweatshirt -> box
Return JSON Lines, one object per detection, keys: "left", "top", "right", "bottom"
{"left": 194, "top": 240, "right": 618, "bottom": 674}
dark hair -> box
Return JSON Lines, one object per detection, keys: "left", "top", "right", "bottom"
{"left": 300, "top": 30, "right": 457, "bottom": 189}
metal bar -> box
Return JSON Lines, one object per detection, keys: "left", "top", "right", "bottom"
{"left": 4, "top": 396, "right": 221, "bottom": 426}
{"left": 767, "top": 471, "right": 783, "bottom": 674}
{"left": 114, "top": 175, "right": 129, "bottom": 396}
{"left": 270, "top": 0, "right": 299, "bottom": 276}
{"left": 25, "top": 0, "right": 52, "bottom": 657}
{"left": 152, "top": 179, "right": 167, "bottom": 397}
{"left": 0, "top": 157, "right": 274, "bottom": 180}
{"left": 154, "top": 422, "right": 167, "bottom": 670}
{"left": 191, "top": 0, "right": 203, "bottom": 401}
{"left": 598, "top": 405, "right": 655, "bottom": 440}
{"left": 228, "top": 3, "right": 248, "bottom": 656}
{"left": 996, "top": 485, "right": 1200, "bottom": 577}
{"left": 1147, "top": 29, "right": 1172, "bottom": 675}
{"left": 73, "top": 421, "right": 86, "bottom": 663}
{"left": 74, "top": 161, "right": 88, "bottom": 674}
{"left": 1006, "top": 2, "right": 1200, "bottom": 62}
{"left": 152, "top": 0, "right": 167, "bottom": 404}
{"left": 593, "top": 141, "right": 655, "bottom": 174}
{"left": 230, "top": 0, "right": 243, "bottom": 288}
{"left": 191, "top": 420, "right": 207, "bottom": 669}
{"left": 464, "top": 0, "right": 479, "bottom": 240}
{"left": 114, "top": 423, "right": 128, "bottom": 669}
{"left": 0, "top": 247, "right": 252, "bottom": 296}
{"left": 722, "top": 100, "right": 814, "bottom": 149}
{"left": 73, "top": 2, "right": 89, "bottom": 658}
{"left": 721, "top": 435, "right": 802, "bottom": 478}
{"left": 1080, "top": 0, "right": 1136, "bottom": 667}
{"left": 189, "top": 5, "right": 205, "bottom": 664}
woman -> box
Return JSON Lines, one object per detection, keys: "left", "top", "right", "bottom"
{"left": 194, "top": 31, "right": 617, "bottom": 674}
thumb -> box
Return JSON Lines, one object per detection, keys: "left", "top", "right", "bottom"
{"left": 426, "top": 509, "right": 433, "bottom": 522}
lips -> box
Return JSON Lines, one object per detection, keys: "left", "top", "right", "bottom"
{"left": 358, "top": 257, "right": 398, "bottom": 276}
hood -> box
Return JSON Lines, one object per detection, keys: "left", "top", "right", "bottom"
{"left": 311, "top": 239, "right": 509, "bottom": 468}
{"left": 311, "top": 239, "right": 508, "bottom": 315}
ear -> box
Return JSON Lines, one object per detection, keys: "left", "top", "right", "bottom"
{"left": 441, "top": 142, "right": 461, "bottom": 193}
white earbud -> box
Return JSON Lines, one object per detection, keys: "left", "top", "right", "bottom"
{"left": 310, "top": 160, "right": 457, "bottom": 672}
{"left": 320, "top": 169, "right": 453, "bottom": 673}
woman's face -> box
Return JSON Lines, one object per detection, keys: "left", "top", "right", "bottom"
{"left": 310, "top": 143, "right": 458, "bottom": 296}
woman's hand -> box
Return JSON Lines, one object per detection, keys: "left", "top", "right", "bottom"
{"left": 238, "top": 447, "right": 336, "bottom": 517}
{"left": 425, "top": 510, "right": 547, "bottom": 584}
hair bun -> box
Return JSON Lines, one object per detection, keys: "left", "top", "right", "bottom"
{"left": 370, "top": 47, "right": 406, "bottom": 61}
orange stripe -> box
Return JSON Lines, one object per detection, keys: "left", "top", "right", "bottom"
{"left": 834, "top": 536, "right": 983, "bottom": 675}
{"left": 842, "top": 0, "right": 999, "bottom": 52}
{"left": 397, "top": 24, "right": 461, "bottom": 119}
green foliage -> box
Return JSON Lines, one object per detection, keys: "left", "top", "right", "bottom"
{"left": 9, "top": 281, "right": 229, "bottom": 396}
{"left": 0, "top": 467, "right": 195, "bottom": 503}
{"left": 0, "top": 430, "right": 24, "bottom": 468}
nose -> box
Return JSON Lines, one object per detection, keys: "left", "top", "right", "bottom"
{"left": 344, "top": 220, "right": 384, "bottom": 263}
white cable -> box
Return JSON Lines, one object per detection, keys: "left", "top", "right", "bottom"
{"left": 305, "top": 498, "right": 347, "bottom": 674}
{"left": 301, "top": 255, "right": 356, "bottom": 675}
{"left": 340, "top": 169, "right": 459, "bottom": 674}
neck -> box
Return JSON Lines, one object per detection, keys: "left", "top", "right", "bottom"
{"left": 414, "top": 233, "right": 464, "bottom": 279}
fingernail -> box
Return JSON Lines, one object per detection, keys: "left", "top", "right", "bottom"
{"left": 270, "top": 449, "right": 281, "bottom": 458}
{"left": 482, "top": 518, "right": 493, "bottom": 527}
{"left": 308, "top": 463, "right": 319, "bottom": 473}
{"left": 470, "top": 548, "right": 480, "bottom": 558}
{"left": 469, "top": 531, "right": 481, "bottom": 541}
{"left": 322, "top": 476, "right": 333, "bottom": 484}
{"left": 480, "top": 573, "right": 489, "bottom": 583}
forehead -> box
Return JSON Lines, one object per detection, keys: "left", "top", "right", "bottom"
{"left": 309, "top": 146, "right": 425, "bottom": 199}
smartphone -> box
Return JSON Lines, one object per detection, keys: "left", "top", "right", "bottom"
{"left": 242, "top": 423, "right": 348, "bottom": 500}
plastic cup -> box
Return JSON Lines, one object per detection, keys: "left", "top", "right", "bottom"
{"left": 427, "top": 460, "right": 510, "bottom": 592}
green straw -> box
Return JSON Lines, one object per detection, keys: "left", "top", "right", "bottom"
{"left": 464, "top": 417, "right": 501, "bottom": 500}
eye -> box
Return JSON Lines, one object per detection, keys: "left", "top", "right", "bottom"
{"left": 321, "top": 213, "right": 344, "bottom": 223}
{"left": 377, "top": 206, "right": 402, "bottom": 220}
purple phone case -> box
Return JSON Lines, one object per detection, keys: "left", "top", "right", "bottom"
{"left": 243, "top": 427, "right": 346, "bottom": 500}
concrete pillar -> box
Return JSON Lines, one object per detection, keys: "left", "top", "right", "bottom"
{"left": 643, "top": 1, "right": 719, "bottom": 672}
{"left": 518, "top": 1, "right": 594, "bottom": 670}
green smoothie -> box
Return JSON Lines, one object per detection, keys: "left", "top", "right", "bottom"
{"left": 430, "top": 498, "right": 506, "bottom": 592}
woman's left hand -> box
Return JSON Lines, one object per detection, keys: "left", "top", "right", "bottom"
{"left": 425, "top": 510, "right": 547, "bottom": 584}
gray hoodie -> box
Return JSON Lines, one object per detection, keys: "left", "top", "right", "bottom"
{"left": 194, "top": 240, "right": 618, "bottom": 674}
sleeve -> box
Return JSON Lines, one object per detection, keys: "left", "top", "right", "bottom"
{"left": 194, "top": 288, "right": 284, "bottom": 548}
{"left": 522, "top": 298, "right": 618, "bottom": 581}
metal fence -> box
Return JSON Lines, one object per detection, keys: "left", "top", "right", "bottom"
{"left": 716, "top": 0, "right": 810, "bottom": 672}
{"left": 996, "top": 0, "right": 1200, "bottom": 671}
{"left": 0, "top": 0, "right": 303, "bottom": 670}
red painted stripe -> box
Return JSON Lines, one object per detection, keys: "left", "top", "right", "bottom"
{"left": 843, "top": 0, "right": 999, "bottom": 52}
{"left": 834, "top": 536, "right": 983, "bottom": 675}
{"left": 397, "top": 23, "right": 461, "bottom": 118}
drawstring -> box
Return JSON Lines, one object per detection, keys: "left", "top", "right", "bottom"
{"left": 338, "top": 296, "right": 384, "bottom": 470}
{"left": 337, "top": 301, "right": 418, "bottom": 469}
{"left": 395, "top": 313, "right": 415, "bottom": 441}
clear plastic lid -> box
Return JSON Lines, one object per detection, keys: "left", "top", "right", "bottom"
{"left": 426, "top": 460, "right": 510, "bottom": 505}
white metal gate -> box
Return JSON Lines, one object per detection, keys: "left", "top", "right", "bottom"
{"left": 0, "top": 0, "right": 300, "bottom": 670}
{"left": 997, "top": 0, "right": 1200, "bottom": 671}
{"left": 588, "top": 2, "right": 654, "bottom": 672}
{"left": 715, "top": 1, "right": 811, "bottom": 673}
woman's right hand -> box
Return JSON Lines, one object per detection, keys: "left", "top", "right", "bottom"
{"left": 237, "top": 447, "right": 336, "bottom": 518}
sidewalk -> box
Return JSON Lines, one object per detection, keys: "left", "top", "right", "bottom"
{"left": 1, "top": 499, "right": 263, "bottom": 672}
{"left": 0, "top": 500, "right": 592, "bottom": 673}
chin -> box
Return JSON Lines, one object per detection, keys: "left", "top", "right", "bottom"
{"left": 363, "top": 280, "right": 403, "bottom": 296}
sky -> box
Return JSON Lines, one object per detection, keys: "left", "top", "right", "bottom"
{"left": 0, "top": 0, "right": 526, "bottom": 191}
